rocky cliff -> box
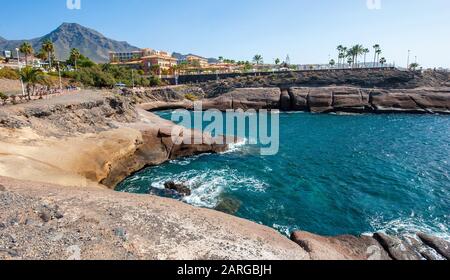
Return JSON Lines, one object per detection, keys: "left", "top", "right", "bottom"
{"left": 142, "top": 86, "right": 450, "bottom": 114}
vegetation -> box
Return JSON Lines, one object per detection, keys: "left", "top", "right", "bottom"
{"left": 0, "top": 92, "right": 8, "bottom": 105}
{"left": 19, "top": 42, "right": 34, "bottom": 65}
{"left": 184, "top": 93, "right": 198, "bottom": 101}
{"left": 19, "top": 66, "right": 47, "bottom": 100}
{"left": 336, "top": 44, "right": 385, "bottom": 68}
{"left": 253, "top": 55, "right": 263, "bottom": 65}
{"left": 409, "top": 62, "right": 419, "bottom": 70}
{"left": 69, "top": 48, "right": 81, "bottom": 70}
{"left": 42, "top": 40, "right": 55, "bottom": 68}
{"left": 0, "top": 67, "right": 20, "bottom": 80}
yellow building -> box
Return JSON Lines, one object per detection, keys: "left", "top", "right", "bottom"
{"left": 184, "top": 55, "right": 209, "bottom": 68}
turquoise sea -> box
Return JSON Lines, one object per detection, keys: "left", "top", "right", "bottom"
{"left": 117, "top": 111, "right": 450, "bottom": 238}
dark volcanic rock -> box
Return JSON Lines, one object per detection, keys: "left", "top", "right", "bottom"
{"left": 373, "top": 232, "right": 423, "bottom": 260}
{"left": 214, "top": 197, "right": 242, "bottom": 215}
{"left": 417, "top": 233, "right": 450, "bottom": 260}
{"left": 164, "top": 181, "right": 191, "bottom": 196}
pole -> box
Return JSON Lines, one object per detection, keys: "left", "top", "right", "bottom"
{"left": 57, "top": 61, "right": 62, "bottom": 92}
{"left": 407, "top": 50, "right": 411, "bottom": 69}
{"left": 16, "top": 48, "right": 25, "bottom": 97}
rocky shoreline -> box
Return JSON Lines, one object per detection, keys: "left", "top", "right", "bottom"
{"left": 1, "top": 76, "right": 449, "bottom": 259}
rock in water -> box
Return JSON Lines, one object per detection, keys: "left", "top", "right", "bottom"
{"left": 417, "top": 233, "right": 450, "bottom": 260}
{"left": 214, "top": 197, "right": 242, "bottom": 215}
{"left": 373, "top": 232, "right": 423, "bottom": 260}
{"left": 164, "top": 181, "right": 191, "bottom": 196}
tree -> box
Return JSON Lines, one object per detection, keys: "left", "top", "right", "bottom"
{"left": 19, "top": 42, "right": 33, "bottom": 66}
{"left": 70, "top": 48, "right": 81, "bottom": 70}
{"left": 218, "top": 56, "right": 224, "bottom": 62}
{"left": 275, "top": 58, "right": 280, "bottom": 65}
{"left": 363, "top": 48, "right": 370, "bottom": 67}
{"left": 409, "top": 62, "right": 419, "bottom": 70}
{"left": 42, "top": 40, "right": 55, "bottom": 69}
{"left": 373, "top": 44, "right": 381, "bottom": 67}
{"left": 19, "top": 66, "right": 46, "bottom": 100}
{"left": 329, "top": 59, "right": 336, "bottom": 67}
{"left": 379, "top": 57, "right": 387, "bottom": 66}
{"left": 347, "top": 57, "right": 353, "bottom": 67}
{"left": 253, "top": 55, "right": 263, "bottom": 65}
{"left": 336, "top": 45, "right": 344, "bottom": 67}
{"left": 349, "top": 45, "right": 364, "bottom": 68}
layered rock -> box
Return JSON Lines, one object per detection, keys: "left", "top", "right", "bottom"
{"left": 0, "top": 90, "right": 227, "bottom": 189}
{"left": 291, "top": 231, "right": 449, "bottom": 260}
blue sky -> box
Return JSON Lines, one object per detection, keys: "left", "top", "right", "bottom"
{"left": 1, "top": 0, "right": 450, "bottom": 68}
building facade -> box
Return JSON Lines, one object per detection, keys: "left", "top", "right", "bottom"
{"left": 110, "top": 48, "right": 177, "bottom": 75}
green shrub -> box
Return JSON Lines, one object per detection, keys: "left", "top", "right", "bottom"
{"left": 149, "top": 76, "right": 162, "bottom": 87}
{"left": 0, "top": 67, "right": 20, "bottom": 80}
{"left": 184, "top": 93, "right": 198, "bottom": 101}
{"left": 0, "top": 92, "right": 8, "bottom": 104}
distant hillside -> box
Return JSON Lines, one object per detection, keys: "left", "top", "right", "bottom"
{"left": 172, "top": 52, "right": 219, "bottom": 64}
{"left": 0, "top": 23, "right": 140, "bottom": 63}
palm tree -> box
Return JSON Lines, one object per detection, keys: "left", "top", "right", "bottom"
{"left": 42, "top": 40, "right": 55, "bottom": 69}
{"left": 19, "top": 66, "right": 46, "bottom": 100}
{"left": 19, "top": 42, "right": 33, "bottom": 66}
{"left": 350, "top": 44, "right": 364, "bottom": 68}
{"left": 376, "top": 48, "right": 382, "bottom": 67}
{"left": 70, "top": 48, "right": 81, "bottom": 70}
{"left": 379, "top": 57, "right": 387, "bottom": 66}
{"left": 373, "top": 44, "right": 380, "bottom": 67}
{"left": 275, "top": 58, "right": 280, "bottom": 65}
{"left": 336, "top": 45, "right": 344, "bottom": 67}
{"left": 363, "top": 48, "right": 370, "bottom": 67}
{"left": 253, "top": 55, "right": 263, "bottom": 65}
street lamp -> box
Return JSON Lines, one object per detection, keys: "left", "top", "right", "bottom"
{"left": 16, "top": 48, "right": 25, "bottom": 97}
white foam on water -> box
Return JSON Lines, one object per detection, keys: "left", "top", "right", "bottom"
{"left": 221, "top": 138, "right": 248, "bottom": 154}
{"left": 367, "top": 215, "right": 450, "bottom": 241}
{"left": 149, "top": 167, "right": 267, "bottom": 208}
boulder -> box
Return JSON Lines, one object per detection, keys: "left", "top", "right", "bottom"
{"left": 288, "top": 88, "right": 309, "bottom": 111}
{"left": 291, "top": 231, "right": 391, "bottom": 260}
{"left": 214, "top": 197, "right": 242, "bottom": 215}
{"left": 164, "top": 181, "right": 191, "bottom": 196}
{"left": 417, "top": 233, "right": 450, "bottom": 260}
{"left": 373, "top": 232, "right": 423, "bottom": 260}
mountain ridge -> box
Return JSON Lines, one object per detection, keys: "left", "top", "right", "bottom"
{"left": 0, "top": 23, "right": 140, "bottom": 62}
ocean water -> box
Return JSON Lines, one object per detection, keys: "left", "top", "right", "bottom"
{"left": 117, "top": 111, "right": 450, "bottom": 238}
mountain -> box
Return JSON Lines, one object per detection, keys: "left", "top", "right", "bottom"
{"left": 172, "top": 52, "right": 219, "bottom": 64}
{"left": 0, "top": 23, "right": 140, "bottom": 62}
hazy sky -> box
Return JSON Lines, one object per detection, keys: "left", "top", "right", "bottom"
{"left": 1, "top": 0, "right": 449, "bottom": 68}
